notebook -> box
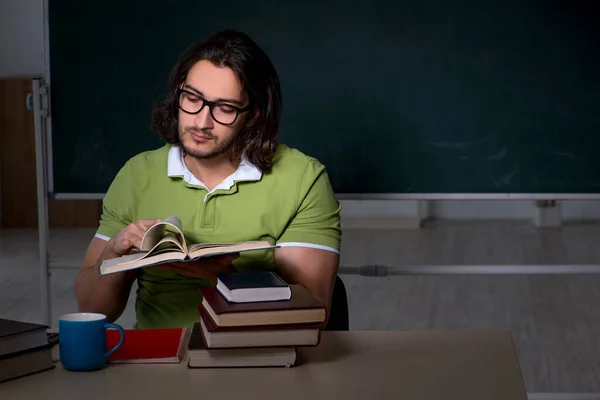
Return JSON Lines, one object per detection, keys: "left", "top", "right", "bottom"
{"left": 106, "top": 327, "right": 190, "bottom": 363}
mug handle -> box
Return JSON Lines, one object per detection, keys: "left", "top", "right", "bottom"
{"left": 104, "top": 323, "right": 125, "bottom": 357}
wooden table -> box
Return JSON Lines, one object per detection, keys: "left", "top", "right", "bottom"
{"left": 1, "top": 331, "right": 527, "bottom": 399}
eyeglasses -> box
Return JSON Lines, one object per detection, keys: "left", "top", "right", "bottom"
{"left": 177, "top": 89, "right": 251, "bottom": 125}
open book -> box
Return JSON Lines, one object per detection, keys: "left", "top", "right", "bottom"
{"left": 99, "top": 216, "right": 278, "bottom": 276}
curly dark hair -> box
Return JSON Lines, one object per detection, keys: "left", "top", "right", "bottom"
{"left": 151, "top": 29, "right": 282, "bottom": 171}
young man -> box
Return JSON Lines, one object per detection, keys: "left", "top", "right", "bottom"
{"left": 74, "top": 30, "right": 342, "bottom": 329}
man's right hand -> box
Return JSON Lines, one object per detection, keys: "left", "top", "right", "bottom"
{"left": 105, "top": 218, "right": 162, "bottom": 257}
{"left": 75, "top": 219, "right": 162, "bottom": 322}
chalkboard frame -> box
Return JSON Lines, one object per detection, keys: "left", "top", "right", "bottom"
{"left": 40, "top": 0, "right": 600, "bottom": 201}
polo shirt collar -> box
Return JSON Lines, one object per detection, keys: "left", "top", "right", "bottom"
{"left": 167, "top": 144, "right": 262, "bottom": 191}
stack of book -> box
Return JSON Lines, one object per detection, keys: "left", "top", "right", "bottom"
{"left": 187, "top": 271, "right": 326, "bottom": 368}
{"left": 0, "top": 318, "right": 54, "bottom": 383}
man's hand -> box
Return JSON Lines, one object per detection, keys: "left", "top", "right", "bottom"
{"left": 105, "top": 218, "right": 162, "bottom": 257}
{"left": 155, "top": 253, "right": 240, "bottom": 284}
{"left": 75, "top": 217, "right": 161, "bottom": 323}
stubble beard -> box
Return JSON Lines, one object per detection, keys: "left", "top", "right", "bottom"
{"left": 179, "top": 126, "right": 236, "bottom": 160}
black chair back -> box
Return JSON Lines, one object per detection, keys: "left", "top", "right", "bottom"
{"left": 324, "top": 275, "right": 349, "bottom": 331}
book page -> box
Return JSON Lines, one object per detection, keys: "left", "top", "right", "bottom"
{"left": 140, "top": 216, "right": 188, "bottom": 254}
{"left": 187, "top": 243, "right": 239, "bottom": 252}
{"left": 188, "top": 241, "right": 278, "bottom": 259}
{"left": 148, "top": 235, "right": 186, "bottom": 254}
{"left": 103, "top": 236, "right": 184, "bottom": 266}
{"left": 100, "top": 250, "right": 187, "bottom": 275}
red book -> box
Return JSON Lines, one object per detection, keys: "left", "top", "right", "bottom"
{"left": 105, "top": 328, "right": 190, "bottom": 364}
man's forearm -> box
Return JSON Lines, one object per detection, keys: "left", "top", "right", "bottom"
{"left": 74, "top": 250, "right": 136, "bottom": 323}
{"left": 274, "top": 247, "right": 339, "bottom": 328}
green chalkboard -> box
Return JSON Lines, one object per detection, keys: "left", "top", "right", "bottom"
{"left": 48, "top": 0, "right": 600, "bottom": 195}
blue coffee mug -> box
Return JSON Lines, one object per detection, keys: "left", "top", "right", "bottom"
{"left": 58, "top": 312, "right": 125, "bottom": 371}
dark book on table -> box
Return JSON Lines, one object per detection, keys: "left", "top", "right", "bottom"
{"left": 0, "top": 318, "right": 48, "bottom": 357}
{"left": 216, "top": 271, "right": 291, "bottom": 303}
{"left": 0, "top": 343, "right": 55, "bottom": 383}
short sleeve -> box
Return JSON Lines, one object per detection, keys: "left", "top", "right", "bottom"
{"left": 277, "top": 159, "right": 341, "bottom": 254}
{"left": 95, "top": 161, "right": 135, "bottom": 241}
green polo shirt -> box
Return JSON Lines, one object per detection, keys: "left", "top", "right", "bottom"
{"left": 95, "top": 143, "right": 341, "bottom": 329}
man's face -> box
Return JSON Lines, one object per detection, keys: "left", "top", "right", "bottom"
{"left": 178, "top": 60, "right": 249, "bottom": 160}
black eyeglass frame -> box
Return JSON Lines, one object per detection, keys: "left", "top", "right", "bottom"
{"left": 176, "top": 88, "right": 252, "bottom": 126}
